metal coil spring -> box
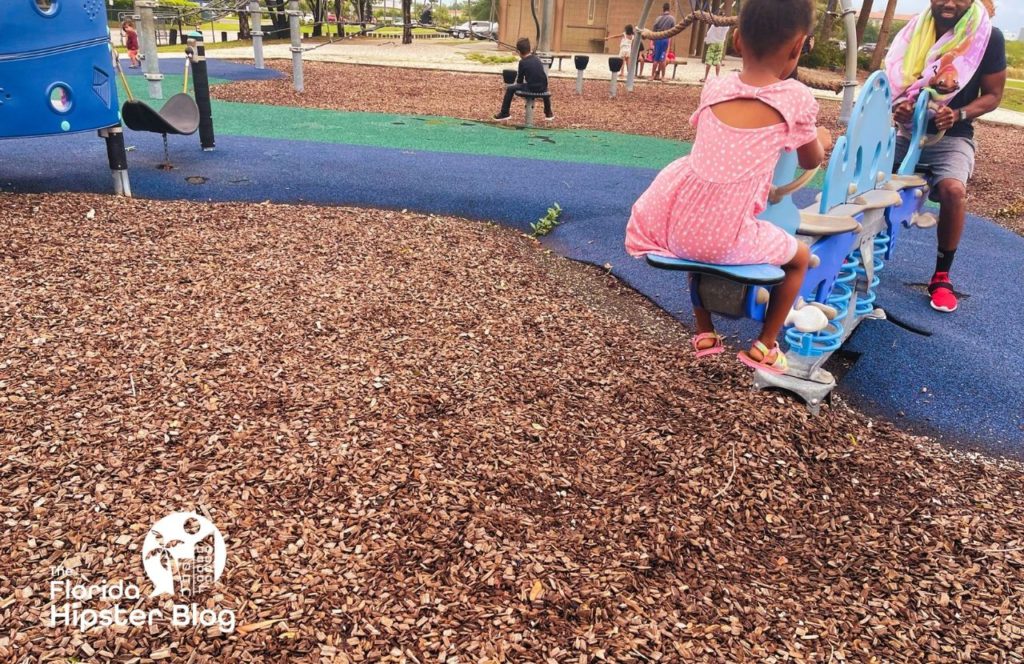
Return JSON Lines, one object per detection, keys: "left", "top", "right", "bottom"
{"left": 851, "top": 233, "right": 890, "bottom": 316}
{"left": 784, "top": 257, "right": 860, "bottom": 357}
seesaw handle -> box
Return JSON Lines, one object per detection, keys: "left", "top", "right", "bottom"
{"left": 768, "top": 167, "right": 819, "bottom": 205}
{"left": 920, "top": 101, "right": 947, "bottom": 147}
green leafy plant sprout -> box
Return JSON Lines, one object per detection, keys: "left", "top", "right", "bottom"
{"left": 531, "top": 203, "right": 562, "bottom": 237}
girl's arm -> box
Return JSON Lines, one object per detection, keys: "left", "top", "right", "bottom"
{"left": 604, "top": 33, "right": 623, "bottom": 40}
{"left": 796, "top": 127, "right": 831, "bottom": 170}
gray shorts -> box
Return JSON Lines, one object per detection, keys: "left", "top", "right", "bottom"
{"left": 894, "top": 133, "right": 976, "bottom": 196}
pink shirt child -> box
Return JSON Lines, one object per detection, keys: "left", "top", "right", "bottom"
{"left": 625, "top": 73, "right": 819, "bottom": 266}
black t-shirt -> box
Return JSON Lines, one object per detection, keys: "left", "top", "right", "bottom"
{"left": 928, "top": 28, "right": 1006, "bottom": 139}
{"left": 517, "top": 54, "right": 548, "bottom": 92}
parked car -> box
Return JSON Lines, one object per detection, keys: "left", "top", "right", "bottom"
{"left": 452, "top": 21, "right": 497, "bottom": 39}
{"left": 859, "top": 42, "right": 877, "bottom": 55}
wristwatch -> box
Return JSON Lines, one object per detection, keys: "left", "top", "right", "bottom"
{"left": 958, "top": 108, "right": 968, "bottom": 122}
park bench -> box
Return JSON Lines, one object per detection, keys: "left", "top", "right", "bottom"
{"left": 549, "top": 53, "right": 573, "bottom": 70}
{"left": 636, "top": 52, "right": 685, "bottom": 79}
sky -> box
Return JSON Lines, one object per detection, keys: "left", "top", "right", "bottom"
{"left": 892, "top": 0, "right": 1022, "bottom": 34}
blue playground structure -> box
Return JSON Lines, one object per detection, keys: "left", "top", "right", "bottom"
{"left": 639, "top": 0, "right": 940, "bottom": 410}
{"left": 644, "top": 74, "right": 937, "bottom": 410}
{"left": 0, "top": 0, "right": 131, "bottom": 195}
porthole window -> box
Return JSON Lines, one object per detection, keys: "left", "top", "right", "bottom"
{"left": 48, "top": 84, "right": 73, "bottom": 113}
{"left": 34, "top": 0, "right": 58, "bottom": 16}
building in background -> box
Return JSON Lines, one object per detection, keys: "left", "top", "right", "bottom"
{"left": 497, "top": 0, "right": 702, "bottom": 55}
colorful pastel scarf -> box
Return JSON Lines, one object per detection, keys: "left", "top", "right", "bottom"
{"left": 884, "top": 1, "right": 992, "bottom": 106}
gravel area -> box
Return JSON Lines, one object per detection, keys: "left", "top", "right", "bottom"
{"left": 3, "top": 193, "right": 1024, "bottom": 661}
{"left": 215, "top": 61, "right": 1024, "bottom": 235}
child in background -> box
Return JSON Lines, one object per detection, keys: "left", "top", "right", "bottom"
{"left": 604, "top": 25, "right": 636, "bottom": 80}
{"left": 624, "top": 0, "right": 832, "bottom": 375}
{"left": 701, "top": 24, "right": 730, "bottom": 82}
{"left": 494, "top": 37, "right": 554, "bottom": 122}
{"left": 123, "top": 20, "right": 140, "bottom": 68}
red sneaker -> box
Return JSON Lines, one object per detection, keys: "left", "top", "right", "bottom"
{"left": 928, "top": 272, "right": 958, "bottom": 313}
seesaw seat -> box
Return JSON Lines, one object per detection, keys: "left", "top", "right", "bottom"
{"left": 645, "top": 255, "right": 785, "bottom": 285}
{"left": 796, "top": 212, "right": 861, "bottom": 236}
{"left": 122, "top": 93, "right": 200, "bottom": 136}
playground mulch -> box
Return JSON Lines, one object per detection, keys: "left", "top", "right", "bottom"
{"left": 213, "top": 61, "right": 1024, "bottom": 236}
{"left": 3, "top": 192, "right": 1024, "bottom": 661}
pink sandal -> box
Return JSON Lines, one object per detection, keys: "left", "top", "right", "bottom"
{"left": 737, "top": 340, "right": 788, "bottom": 375}
{"left": 691, "top": 332, "right": 725, "bottom": 358}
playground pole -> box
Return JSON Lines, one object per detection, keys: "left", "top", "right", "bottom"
{"left": 135, "top": 0, "right": 164, "bottom": 100}
{"left": 288, "top": 0, "right": 304, "bottom": 93}
{"left": 838, "top": 0, "right": 858, "bottom": 125}
{"left": 626, "top": 0, "right": 654, "bottom": 92}
{"left": 100, "top": 126, "right": 132, "bottom": 197}
{"left": 187, "top": 34, "right": 216, "bottom": 151}
{"left": 537, "top": 0, "right": 555, "bottom": 65}
{"left": 250, "top": 0, "right": 265, "bottom": 69}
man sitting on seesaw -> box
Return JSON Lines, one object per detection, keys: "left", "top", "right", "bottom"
{"left": 494, "top": 38, "right": 555, "bottom": 123}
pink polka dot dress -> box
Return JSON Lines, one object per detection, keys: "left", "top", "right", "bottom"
{"left": 625, "top": 73, "right": 819, "bottom": 266}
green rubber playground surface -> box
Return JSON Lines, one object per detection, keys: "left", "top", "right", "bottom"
{"left": 118, "top": 74, "right": 828, "bottom": 186}
{"left": 120, "top": 74, "right": 691, "bottom": 169}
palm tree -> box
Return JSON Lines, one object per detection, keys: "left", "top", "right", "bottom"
{"left": 855, "top": 0, "right": 874, "bottom": 45}
{"left": 402, "top": 0, "right": 412, "bottom": 43}
{"left": 869, "top": 0, "right": 898, "bottom": 71}
{"left": 144, "top": 530, "right": 185, "bottom": 596}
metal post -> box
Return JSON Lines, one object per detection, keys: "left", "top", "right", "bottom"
{"left": 608, "top": 57, "right": 623, "bottom": 98}
{"left": 838, "top": 0, "right": 858, "bottom": 125}
{"left": 187, "top": 35, "right": 216, "bottom": 150}
{"left": 574, "top": 55, "right": 589, "bottom": 95}
{"left": 250, "top": 0, "right": 264, "bottom": 69}
{"left": 288, "top": 0, "right": 304, "bottom": 93}
{"left": 135, "top": 0, "right": 164, "bottom": 100}
{"left": 537, "top": 0, "right": 555, "bottom": 59}
{"left": 524, "top": 99, "right": 535, "bottom": 127}
{"left": 99, "top": 126, "right": 132, "bottom": 197}
{"left": 626, "top": 0, "right": 655, "bottom": 92}
{"left": 622, "top": 0, "right": 655, "bottom": 92}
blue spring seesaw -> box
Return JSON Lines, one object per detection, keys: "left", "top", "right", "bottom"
{"left": 644, "top": 75, "right": 939, "bottom": 411}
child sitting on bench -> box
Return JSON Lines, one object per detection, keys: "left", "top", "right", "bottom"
{"left": 624, "top": 0, "right": 831, "bottom": 375}
{"left": 494, "top": 38, "right": 554, "bottom": 122}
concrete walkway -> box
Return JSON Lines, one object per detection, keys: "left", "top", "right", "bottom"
{"left": 200, "top": 38, "right": 1024, "bottom": 127}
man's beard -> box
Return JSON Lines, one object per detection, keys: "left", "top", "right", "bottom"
{"left": 933, "top": 8, "right": 965, "bottom": 33}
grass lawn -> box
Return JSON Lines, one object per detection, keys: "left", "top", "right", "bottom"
{"left": 1003, "top": 79, "right": 1024, "bottom": 113}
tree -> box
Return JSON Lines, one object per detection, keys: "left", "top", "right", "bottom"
{"left": 238, "top": 8, "right": 251, "bottom": 40}
{"left": 354, "top": 0, "right": 373, "bottom": 24}
{"left": 815, "top": 0, "right": 838, "bottom": 50}
{"left": 855, "top": 0, "right": 874, "bottom": 45}
{"left": 869, "top": 0, "right": 897, "bottom": 71}
{"left": 402, "top": 0, "right": 412, "bottom": 43}
{"left": 307, "top": 0, "right": 330, "bottom": 36}
{"left": 265, "top": 0, "right": 288, "bottom": 35}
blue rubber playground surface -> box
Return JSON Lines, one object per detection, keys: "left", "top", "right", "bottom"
{"left": 3, "top": 60, "right": 1022, "bottom": 457}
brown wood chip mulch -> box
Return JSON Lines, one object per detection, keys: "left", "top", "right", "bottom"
{"left": 213, "top": 60, "right": 1024, "bottom": 237}
{"left": 2, "top": 193, "right": 1023, "bottom": 662}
